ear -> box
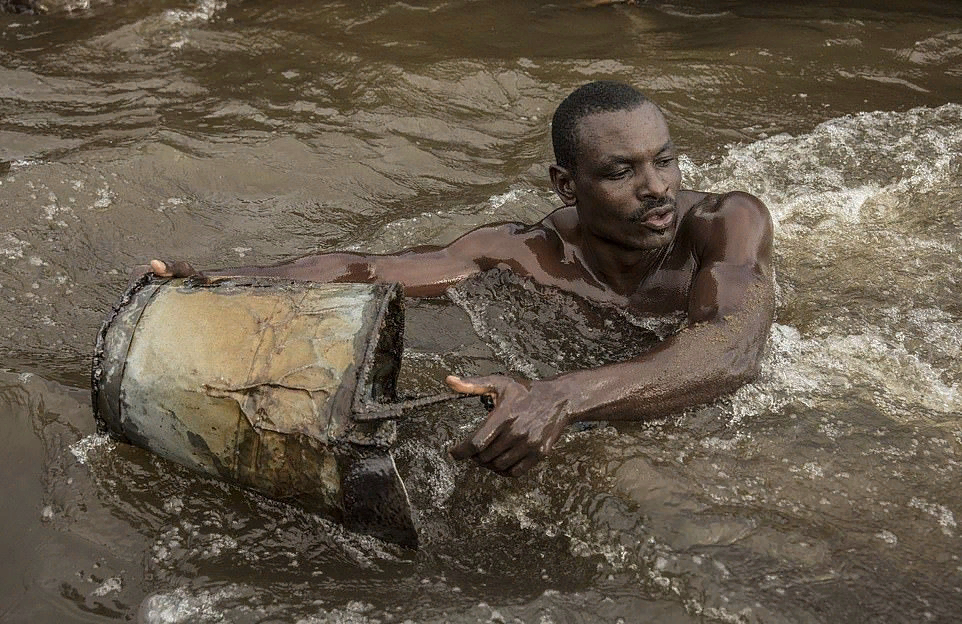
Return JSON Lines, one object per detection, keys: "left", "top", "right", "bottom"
{"left": 549, "top": 164, "right": 577, "bottom": 206}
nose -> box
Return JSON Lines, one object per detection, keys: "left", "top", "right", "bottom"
{"left": 636, "top": 162, "right": 668, "bottom": 199}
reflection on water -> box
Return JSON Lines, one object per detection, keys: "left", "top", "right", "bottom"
{"left": 1, "top": 0, "right": 961, "bottom": 622}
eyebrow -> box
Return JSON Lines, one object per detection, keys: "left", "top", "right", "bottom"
{"left": 598, "top": 141, "right": 675, "bottom": 168}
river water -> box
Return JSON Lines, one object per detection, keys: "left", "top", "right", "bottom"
{"left": 1, "top": 1, "right": 961, "bottom": 622}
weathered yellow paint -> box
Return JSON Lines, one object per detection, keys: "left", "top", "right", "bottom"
{"left": 93, "top": 276, "right": 418, "bottom": 547}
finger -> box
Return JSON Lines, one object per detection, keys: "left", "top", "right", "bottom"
{"left": 149, "top": 259, "right": 171, "bottom": 276}
{"left": 487, "top": 445, "right": 530, "bottom": 473}
{"left": 445, "top": 374, "right": 499, "bottom": 397}
{"left": 449, "top": 436, "right": 476, "bottom": 461}
{"left": 474, "top": 430, "right": 515, "bottom": 464}
{"left": 449, "top": 411, "right": 509, "bottom": 460}
{"left": 506, "top": 454, "right": 541, "bottom": 477}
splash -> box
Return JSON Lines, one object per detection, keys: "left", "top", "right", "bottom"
{"left": 68, "top": 433, "right": 114, "bottom": 465}
{"left": 164, "top": 0, "right": 226, "bottom": 25}
{"left": 683, "top": 103, "right": 962, "bottom": 227}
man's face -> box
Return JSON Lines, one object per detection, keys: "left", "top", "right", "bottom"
{"left": 566, "top": 103, "right": 682, "bottom": 251}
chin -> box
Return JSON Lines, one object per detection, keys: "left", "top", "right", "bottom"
{"left": 627, "top": 230, "right": 674, "bottom": 250}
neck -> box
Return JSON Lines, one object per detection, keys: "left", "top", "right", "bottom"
{"left": 579, "top": 232, "right": 673, "bottom": 296}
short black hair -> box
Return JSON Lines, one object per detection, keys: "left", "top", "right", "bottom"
{"left": 551, "top": 81, "right": 652, "bottom": 171}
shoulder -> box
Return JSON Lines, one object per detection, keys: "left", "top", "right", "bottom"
{"left": 684, "top": 191, "right": 773, "bottom": 264}
{"left": 687, "top": 190, "right": 770, "bottom": 225}
{"left": 444, "top": 212, "right": 565, "bottom": 267}
{"left": 454, "top": 215, "right": 561, "bottom": 248}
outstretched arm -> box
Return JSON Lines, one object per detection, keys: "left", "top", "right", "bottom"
{"left": 449, "top": 192, "right": 775, "bottom": 476}
{"left": 149, "top": 223, "right": 526, "bottom": 298}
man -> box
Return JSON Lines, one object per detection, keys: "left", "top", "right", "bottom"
{"left": 149, "top": 81, "right": 775, "bottom": 477}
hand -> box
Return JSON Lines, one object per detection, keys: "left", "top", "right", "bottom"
{"left": 446, "top": 374, "right": 572, "bottom": 477}
{"left": 149, "top": 259, "right": 202, "bottom": 278}
{"left": 127, "top": 259, "right": 205, "bottom": 288}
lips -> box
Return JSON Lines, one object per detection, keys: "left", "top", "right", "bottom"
{"left": 638, "top": 205, "right": 675, "bottom": 231}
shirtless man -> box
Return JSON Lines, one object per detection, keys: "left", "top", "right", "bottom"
{"left": 149, "top": 81, "right": 775, "bottom": 477}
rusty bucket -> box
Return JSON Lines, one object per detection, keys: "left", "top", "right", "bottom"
{"left": 92, "top": 275, "right": 421, "bottom": 548}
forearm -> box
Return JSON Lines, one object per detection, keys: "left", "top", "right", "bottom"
{"left": 547, "top": 314, "right": 769, "bottom": 425}
{"left": 445, "top": 312, "right": 770, "bottom": 478}
{"left": 205, "top": 252, "right": 373, "bottom": 282}
{"left": 205, "top": 249, "right": 478, "bottom": 297}
{"left": 160, "top": 223, "right": 520, "bottom": 296}
{"left": 557, "top": 208, "right": 778, "bottom": 424}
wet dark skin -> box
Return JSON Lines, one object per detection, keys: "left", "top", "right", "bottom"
{"left": 148, "top": 102, "right": 775, "bottom": 477}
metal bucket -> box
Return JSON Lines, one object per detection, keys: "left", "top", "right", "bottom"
{"left": 91, "top": 275, "right": 420, "bottom": 548}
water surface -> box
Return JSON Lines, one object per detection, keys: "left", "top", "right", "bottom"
{"left": 1, "top": 1, "right": 960, "bottom": 622}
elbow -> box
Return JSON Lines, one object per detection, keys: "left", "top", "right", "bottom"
{"left": 733, "top": 353, "right": 763, "bottom": 387}
{"left": 713, "top": 344, "right": 764, "bottom": 396}
{"left": 712, "top": 306, "right": 772, "bottom": 393}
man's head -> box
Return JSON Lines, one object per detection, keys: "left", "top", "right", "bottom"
{"left": 551, "top": 81, "right": 652, "bottom": 173}
{"left": 549, "top": 81, "right": 682, "bottom": 252}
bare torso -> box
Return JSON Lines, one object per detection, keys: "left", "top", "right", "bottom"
{"left": 479, "top": 189, "right": 714, "bottom": 315}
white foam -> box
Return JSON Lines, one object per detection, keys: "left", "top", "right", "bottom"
{"left": 686, "top": 103, "right": 962, "bottom": 228}
{"left": 909, "top": 498, "right": 958, "bottom": 536}
{"left": 1, "top": 233, "right": 29, "bottom": 260}
{"left": 163, "top": 496, "right": 184, "bottom": 514}
{"left": 92, "top": 185, "right": 113, "bottom": 210}
{"left": 875, "top": 530, "right": 898, "bottom": 545}
{"left": 91, "top": 577, "right": 122, "bottom": 597}
{"left": 728, "top": 320, "right": 960, "bottom": 425}
{"left": 69, "top": 434, "right": 114, "bottom": 465}
{"left": 164, "top": 0, "right": 226, "bottom": 24}
{"left": 487, "top": 188, "right": 531, "bottom": 209}
{"left": 141, "top": 586, "right": 245, "bottom": 624}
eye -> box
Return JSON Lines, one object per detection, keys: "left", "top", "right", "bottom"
{"left": 606, "top": 168, "right": 632, "bottom": 180}
{"left": 656, "top": 157, "right": 676, "bottom": 168}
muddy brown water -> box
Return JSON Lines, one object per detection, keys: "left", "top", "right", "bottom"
{"left": 2, "top": 1, "right": 961, "bottom": 622}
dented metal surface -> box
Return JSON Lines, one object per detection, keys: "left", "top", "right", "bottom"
{"left": 92, "top": 276, "right": 419, "bottom": 548}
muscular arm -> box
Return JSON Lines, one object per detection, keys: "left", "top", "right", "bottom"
{"left": 155, "top": 223, "right": 528, "bottom": 298}
{"left": 449, "top": 192, "right": 775, "bottom": 474}
{"left": 557, "top": 191, "right": 774, "bottom": 419}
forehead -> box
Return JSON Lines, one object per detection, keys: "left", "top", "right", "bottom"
{"left": 574, "top": 103, "right": 672, "bottom": 165}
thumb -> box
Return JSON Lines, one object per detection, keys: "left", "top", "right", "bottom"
{"left": 445, "top": 374, "right": 501, "bottom": 397}
{"left": 149, "top": 259, "right": 171, "bottom": 276}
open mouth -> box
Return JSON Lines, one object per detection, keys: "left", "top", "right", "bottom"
{"left": 638, "top": 206, "right": 675, "bottom": 231}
